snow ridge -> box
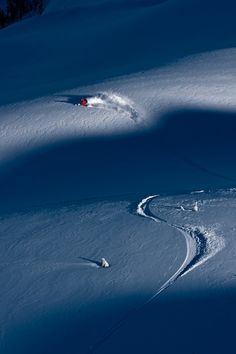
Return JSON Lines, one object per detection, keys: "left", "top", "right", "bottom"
{"left": 87, "top": 93, "right": 139, "bottom": 122}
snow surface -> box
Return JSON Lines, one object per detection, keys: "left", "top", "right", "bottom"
{"left": 0, "top": 0, "right": 236, "bottom": 353}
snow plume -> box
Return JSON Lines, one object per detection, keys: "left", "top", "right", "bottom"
{"left": 87, "top": 92, "right": 139, "bottom": 122}
{"left": 178, "top": 225, "right": 225, "bottom": 277}
{"left": 137, "top": 195, "right": 159, "bottom": 219}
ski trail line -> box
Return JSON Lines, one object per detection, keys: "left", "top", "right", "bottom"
{"left": 136, "top": 195, "right": 195, "bottom": 301}
{"left": 88, "top": 194, "right": 224, "bottom": 353}
{"left": 138, "top": 195, "right": 224, "bottom": 281}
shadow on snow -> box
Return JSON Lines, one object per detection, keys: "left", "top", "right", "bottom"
{"left": 2, "top": 287, "right": 236, "bottom": 354}
{"left": 0, "top": 107, "right": 236, "bottom": 214}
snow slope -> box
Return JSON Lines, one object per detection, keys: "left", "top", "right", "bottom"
{"left": 97, "top": 189, "right": 236, "bottom": 354}
{"left": 0, "top": 0, "right": 235, "bottom": 106}
{"left": 1, "top": 190, "right": 236, "bottom": 354}
{"left": 0, "top": 0, "right": 236, "bottom": 353}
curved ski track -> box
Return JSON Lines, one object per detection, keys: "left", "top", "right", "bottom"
{"left": 88, "top": 194, "right": 224, "bottom": 353}
{"left": 137, "top": 195, "right": 225, "bottom": 291}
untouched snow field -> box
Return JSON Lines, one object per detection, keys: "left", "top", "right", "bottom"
{"left": 0, "top": 0, "right": 236, "bottom": 353}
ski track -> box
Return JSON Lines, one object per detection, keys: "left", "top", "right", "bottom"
{"left": 88, "top": 193, "right": 225, "bottom": 353}
{"left": 87, "top": 93, "right": 139, "bottom": 123}
{"left": 137, "top": 195, "right": 225, "bottom": 288}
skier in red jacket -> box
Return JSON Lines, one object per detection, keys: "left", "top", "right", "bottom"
{"left": 80, "top": 98, "right": 88, "bottom": 106}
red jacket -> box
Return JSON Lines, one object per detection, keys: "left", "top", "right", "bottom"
{"left": 80, "top": 98, "right": 88, "bottom": 106}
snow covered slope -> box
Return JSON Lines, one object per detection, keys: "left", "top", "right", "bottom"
{"left": 0, "top": 0, "right": 236, "bottom": 353}
{"left": 0, "top": 0, "right": 235, "bottom": 169}
{"left": 0, "top": 0, "right": 235, "bottom": 106}
{"left": 1, "top": 190, "right": 236, "bottom": 354}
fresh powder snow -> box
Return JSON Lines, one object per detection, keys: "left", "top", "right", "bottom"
{"left": 0, "top": 0, "right": 236, "bottom": 353}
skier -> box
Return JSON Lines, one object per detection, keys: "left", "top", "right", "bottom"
{"left": 101, "top": 258, "right": 110, "bottom": 268}
{"left": 192, "top": 202, "right": 199, "bottom": 212}
{"left": 79, "top": 98, "right": 88, "bottom": 106}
